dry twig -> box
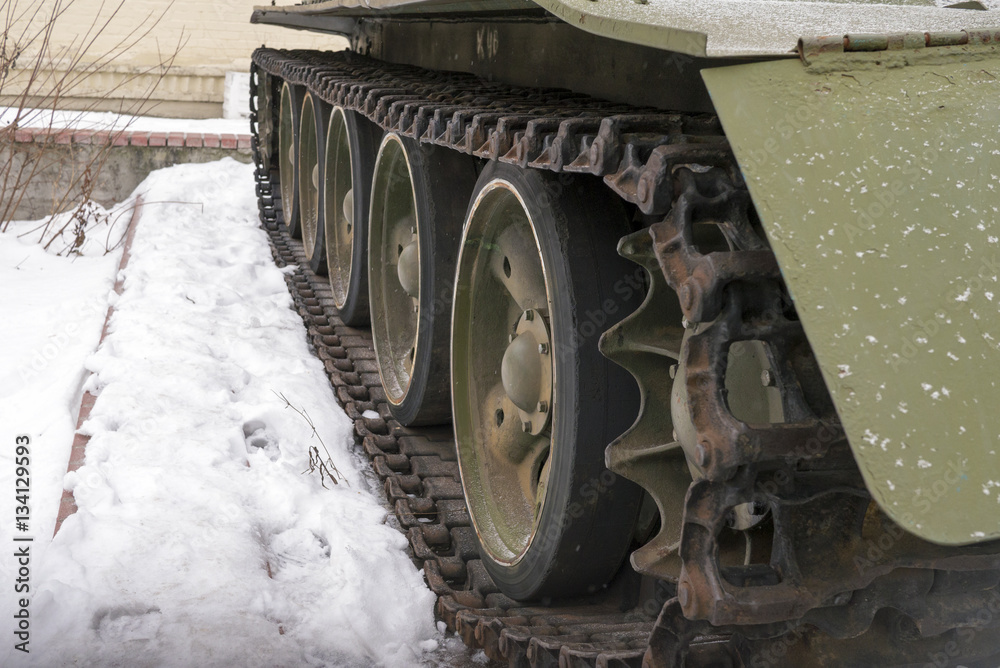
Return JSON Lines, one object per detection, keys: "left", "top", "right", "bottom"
{"left": 274, "top": 391, "right": 346, "bottom": 489}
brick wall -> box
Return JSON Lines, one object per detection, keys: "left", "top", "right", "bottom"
{"left": 2, "top": 126, "right": 254, "bottom": 220}
{"left": 3, "top": 0, "right": 347, "bottom": 117}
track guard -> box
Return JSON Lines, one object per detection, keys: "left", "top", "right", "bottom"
{"left": 703, "top": 32, "right": 1000, "bottom": 546}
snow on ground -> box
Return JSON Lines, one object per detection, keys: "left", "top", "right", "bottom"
{"left": 0, "top": 159, "right": 475, "bottom": 667}
{"left": 0, "top": 200, "right": 127, "bottom": 566}
{"left": 0, "top": 107, "right": 249, "bottom": 135}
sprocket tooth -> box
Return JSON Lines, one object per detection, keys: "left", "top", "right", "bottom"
{"left": 599, "top": 228, "right": 691, "bottom": 582}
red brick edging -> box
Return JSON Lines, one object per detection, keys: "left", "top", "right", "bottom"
{"left": 8, "top": 126, "right": 251, "bottom": 150}
{"left": 53, "top": 195, "right": 144, "bottom": 537}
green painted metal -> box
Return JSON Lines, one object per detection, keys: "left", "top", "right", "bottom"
{"left": 532, "top": 0, "right": 1000, "bottom": 57}
{"left": 703, "top": 42, "right": 1000, "bottom": 546}
{"left": 255, "top": 0, "right": 1000, "bottom": 57}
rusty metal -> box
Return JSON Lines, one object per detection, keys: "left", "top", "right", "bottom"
{"left": 797, "top": 29, "right": 1000, "bottom": 65}
{"left": 250, "top": 50, "right": 1000, "bottom": 668}
{"left": 631, "top": 157, "right": 1000, "bottom": 660}
{"left": 253, "top": 47, "right": 724, "bottom": 214}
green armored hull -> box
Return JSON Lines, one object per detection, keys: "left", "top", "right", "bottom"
{"left": 248, "top": 1, "right": 1000, "bottom": 664}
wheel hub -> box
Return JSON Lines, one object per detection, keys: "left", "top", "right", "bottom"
{"left": 397, "top": 236, "right": 420, "bottom": 299}
{"left": 502, "top": 309, "right": 552, "bottom": 437}
{"left": 342, "top": 188, "right": 353, "bottom": 231}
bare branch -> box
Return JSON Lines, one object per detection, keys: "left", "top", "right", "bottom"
{"left": 0, "top": 0, "right": 183, "bottom": 235}
{"left": 273, "top": 391, "right": 348, "bottom": 489}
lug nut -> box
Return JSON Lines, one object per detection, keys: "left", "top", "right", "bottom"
{"left": 669, "top": 364, "right": 678, "bottom": 380}
{"left": 537, "top": 401, "right": 548, "bottom": 413}
{"left": 761, "top": 369, "right": 776, "bottom": 386}
{"left": 522, "top": 421, "right": 532, "bottom": 433}
{"left": 524, "top": 310, "right": 534, "bottom": 321}
{"left": 538, "top": 342, "right": 548, "bottom": 355}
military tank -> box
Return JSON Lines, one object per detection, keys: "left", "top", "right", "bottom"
{"left": 247, "top": 1, "right": 1000, "bottom": 665}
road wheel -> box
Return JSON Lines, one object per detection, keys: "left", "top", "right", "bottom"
{"left": 369, "top": 133, "right": 478, "bottom": 426}
{"left": 278, "top": 81, "right": 303, "bottom": 237}
{"left": 298, "top": 92, "right": 328, "bottom": 273}
{"left": 452, "top": 161, "right": 643, "bottom": 600}
{"left": 324, "top": 108, "right": 378, "bottom": 326}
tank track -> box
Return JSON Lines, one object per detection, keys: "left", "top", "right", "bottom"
{"left": 249, "top": 48, "right": 1000, "bottom": 668}
{"left": 248, "top": 47, "right": 730, "bottom": 667}
{"left": 253, "top": 189, "right": 659, "bottom": 668}
{"left": 249, "top": 48, "right": 736, "bottom": 215}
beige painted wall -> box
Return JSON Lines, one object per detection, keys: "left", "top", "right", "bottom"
{"left": 3, "top": 0, "right": 348, "bottom": 117}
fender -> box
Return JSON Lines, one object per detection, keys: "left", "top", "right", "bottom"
{"left": 703, "top": 32, "right": 1000, "bottom": 546}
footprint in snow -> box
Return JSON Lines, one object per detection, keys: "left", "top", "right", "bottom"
{"left": 91, "top": 606, "right": 162, "bottom": 643}
{"left": 269, "top": 527, "right": 331, "bottom": 573}
{"left": 243, "top": 419, "right": 280, "bottom": 461}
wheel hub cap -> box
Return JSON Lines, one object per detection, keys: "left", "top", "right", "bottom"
{"left": 397, "top": 238, "right": 420, "bottom": 298}
{"left": 502, "top": 309, "right": 552, "bottom": 437}
{"left": 342, "top": 188, "right": 353, "bottom": 230}
{"left": 502, "top": 332, "right": 542, "bottom": 413}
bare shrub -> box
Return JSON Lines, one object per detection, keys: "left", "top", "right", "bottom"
{"left": 0, "top": 0, "right": 183, "bottom": 250}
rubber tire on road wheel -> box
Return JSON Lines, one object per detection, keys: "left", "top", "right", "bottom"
{"left": 278, "top": 81, "right": 304, "bottom": 238}
{"left": 324, "top": 110, "right": 379, "bottom": 326}
{"left": 298, "top": 92, "right": 329, "bottom": 274}
{"left": 369, "top": 134, "right": 479, "bottom": 426}
{"left": 452, "top": 161, "right": 643, "bottom": 600}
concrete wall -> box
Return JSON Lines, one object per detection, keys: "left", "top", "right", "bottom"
{"left": 3, "top": 0, "right": 348, "bottom": 118}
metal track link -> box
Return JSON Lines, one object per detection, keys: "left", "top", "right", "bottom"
{"left": 251, "top": 47, "right": 736, "bottom": 216}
